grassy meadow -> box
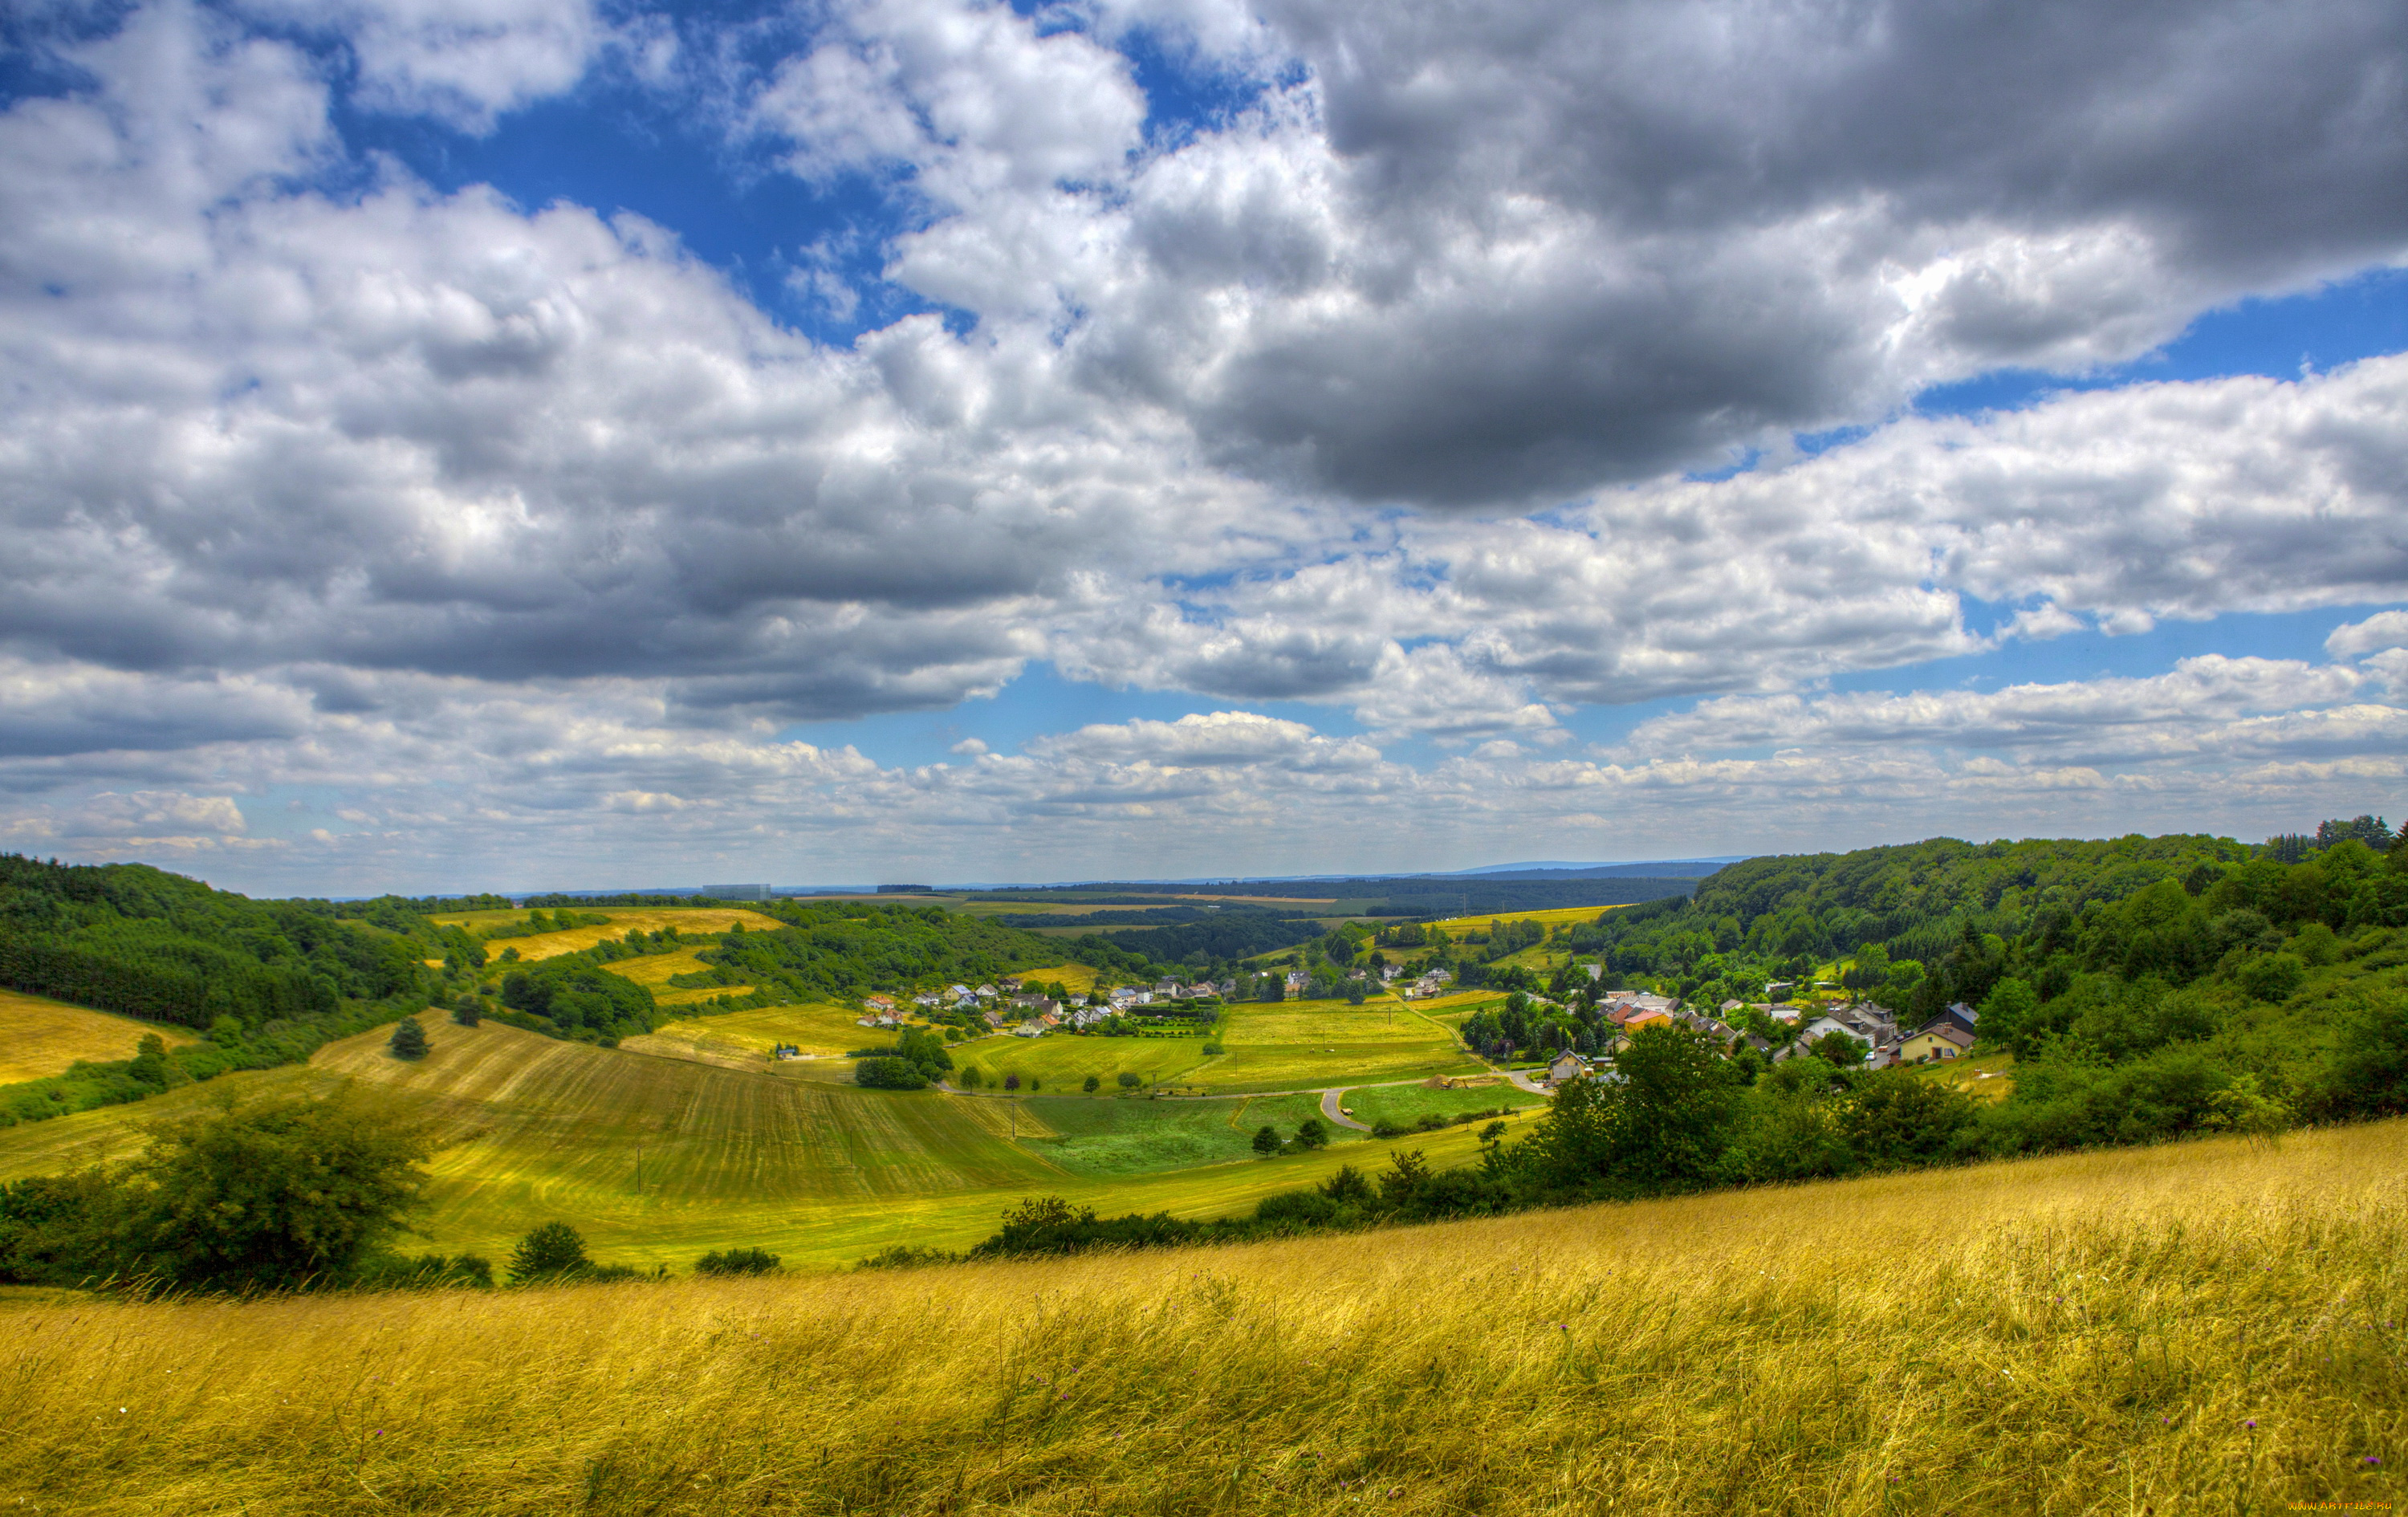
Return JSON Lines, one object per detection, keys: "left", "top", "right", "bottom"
{"left": 0, "top": 988, "right": 193, "bottom": 1083}
{"left": 6, "top": 1119, "right": 2402, "bottom": 1515}
{"left": 1015, "top": 1091, "right": 1331, "bottom": 1176}
{"left": 1336, "top": 1078, "right": 1537, "bottom": 1130}
{"left": 0, "top": 1018, "right": 1491, "bottom": 1270}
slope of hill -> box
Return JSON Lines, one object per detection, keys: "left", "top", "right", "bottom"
{"left": 0, "top": 989, "right": 194, "bottom": 1084}
{"left": 6, "top": 1117, "right": 2398, "bottom": 1515}
{"left": 0, "top": 1018, "right": 1492, "bottom": 1267}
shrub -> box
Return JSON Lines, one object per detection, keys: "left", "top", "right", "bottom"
{"left": 1295, "top": 1116, "right": 1330, "bottom": 1149}
{"left": 855, "top": 1056, "right": 929, "bottom": 1090}
{"left": 1370, "top": 1119, "right": 1406, "bottom": 1138}
{"left": 1251, "top": 1125, "right": 1281, "bottom": 1157}
{"left": 1117, "top": 1072, "right": 1141, "bottom": 1089}
{"left": 695, "top": 1247, "right": 782, "bottom": 1276}
{"left": 506, "top": 1222, "right": 591, "bottom": 1285}
{"left": 2239, "top": 953, "right": 2305, "bottom": 1003}
{"left": 450, "top": 1000, "right": 481, "bottom": 1027}
{"left": 1082, "top": 1075, "right": 1100, "bottom": 1092}
{"left": 1201, "top": 1042, "right": 1225, "bottom": 1055}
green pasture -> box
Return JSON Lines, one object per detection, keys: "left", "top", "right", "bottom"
{"left": 1015, "top": 1092, "right": 1331, "bottom": 1177}
{"left": 1336, "top": 1080, "right": 1541, "bottom": 1131}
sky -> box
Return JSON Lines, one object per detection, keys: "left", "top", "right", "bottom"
{"left": 2, "top": 0, "right": 2406, "bottom": 895}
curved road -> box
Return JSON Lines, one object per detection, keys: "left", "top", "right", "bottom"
{"left": 1319, "top": 1088, "right": 1371, "bottom": 1132}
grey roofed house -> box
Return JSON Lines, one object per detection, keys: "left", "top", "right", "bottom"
{"left": 1938, "top": 1002, "right": 1980, "bottom": 1035}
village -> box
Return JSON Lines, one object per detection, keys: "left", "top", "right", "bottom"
{"left": 844, "top": 953, "right": 1981, "bottom": 1091}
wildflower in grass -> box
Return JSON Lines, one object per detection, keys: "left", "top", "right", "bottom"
{"left": 2365, "top": 1456, "right": 2382, "bottom": 1466}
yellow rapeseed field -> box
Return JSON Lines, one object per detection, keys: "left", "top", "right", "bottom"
{"left": 3, "top": 1118, "right": 2402, "bottom": 1515}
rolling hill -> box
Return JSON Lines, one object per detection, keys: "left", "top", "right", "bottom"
{"left": 0, "top": 1016, "right": 1495, "bottom": 1268}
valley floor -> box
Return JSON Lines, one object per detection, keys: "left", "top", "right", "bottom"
{"left": 3, "top": 1118, "right": 2402, "bottom": 1515}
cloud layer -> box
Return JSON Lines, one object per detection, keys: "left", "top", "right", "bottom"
{"left": 0, "top": 0, "right": 2403, "bottom": 888}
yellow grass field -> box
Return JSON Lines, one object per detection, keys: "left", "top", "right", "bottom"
{"left": 0, "top": 989, "right": 194, "bottom": 1084}
{"left": 595, "top": 945, "right": 755, "bottom": 1007}
{"left": 0, "top": 1019, "right": 1487, "bottom": 1269}
{"left": 1199, "top": 998, "right": 1483, "bottom": 1090}
{"left": 436, "top": 907, "right": 784, "bottom": 963}
{"left": 7, "top": 1120, "right": 2403, "bottom": 1515}
{"left": 628, "top": 1002, "right": 892, "bottom": 1062}
{"left": 1011, "top": 962, "right": 1100, "bottom": 994}
{"left": 1424, "top": 902, "right": 1633, "bottom": 935}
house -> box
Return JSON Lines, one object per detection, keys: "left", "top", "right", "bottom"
{"left": 1898, "top": 1023, "right": 1975, "bottom": 1063}
{"left": 1545, "top": 1051, "right": 1588, "bottom": 1086}
{"left": 1936, "top": 1002, "right": 1980, "bottom": 1038}
{"left": 1618, "top": 1007, "right": 1674, "bottom": 1033}
{"left": 864, "top": 994, "right": 897, "bottom": 1012}
{"left": 1800, "top": 1015, "right": 1870, "bottom": 1051}
{"left": 1765, "top": 1003, "right": 1803, "bottom": 1024}
{"left": 1155, "top": 979, "right": 1181, "bottom": 995}
{"left": 982, "top": 1009, "right": 1005, "bottom": 1029}
{"left": 1011, "top": 1022, "right": 1046, "bottom": 1038}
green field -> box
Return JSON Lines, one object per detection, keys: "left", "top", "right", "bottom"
{"left": 0, "top": 1019, "right": 1492, "bottom": 1271}
{"left": 1014, "top": 1092, "right": 1332, "bottom": 1177}
{"left": 953, "top": 1029, "right": 1218, "bottom": 1091}
{"left": 1337, "top": 1080, "right": 1540, "bottom": 1130}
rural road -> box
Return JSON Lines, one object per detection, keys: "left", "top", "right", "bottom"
{"left": 1319, "top": 1088, "right": 1371, "bottom": 1132}
{"left": 1499, "top": 1068, "right": 1550, "bottom": 1094}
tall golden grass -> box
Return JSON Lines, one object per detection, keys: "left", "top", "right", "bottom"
{"left": 6, "top": 1120, "right": 2403, "bottom": 1515}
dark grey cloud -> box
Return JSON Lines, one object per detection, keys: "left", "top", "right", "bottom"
{"left": 1061, "top": 0, "right": 2408, "bottom": 503}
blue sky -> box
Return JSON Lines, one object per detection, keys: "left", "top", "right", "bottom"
{"left": 2, "top": 0, "right": 2405, "bottom": 893}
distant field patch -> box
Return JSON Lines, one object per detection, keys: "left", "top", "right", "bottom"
{"left": 0, "top": 990, "right": 195, "bottom": 1084}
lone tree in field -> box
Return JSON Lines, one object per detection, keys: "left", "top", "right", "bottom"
{"left": 1251, "top": 1125, "right": 1281, "bottom": 1157}
{"left": 1117, "top": 1072, "right": 1142, "bottom": 1090}
{"left": 1480, "top": 1120, "right": 1509, "bottom": 1145}
{"left": 388, "top": 1016, "right": 428, "bottom": 1060}
{"left": 451, "top": 999, "right": 480, "bottom": 1027}
{"left": 1082, "top": 1075, "right": 1100, "bottom": 1093}
{"left": 1294, "top": 1116, "right": 1330, "bottom": 1149}
{"left": 506, "top": 1222, "right": 592, "bottom": 1285}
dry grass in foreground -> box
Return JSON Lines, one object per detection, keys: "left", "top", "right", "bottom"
{"left": 6, "top": 1121, "right": 2406, "bottom": 1516}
